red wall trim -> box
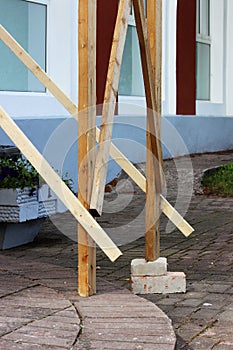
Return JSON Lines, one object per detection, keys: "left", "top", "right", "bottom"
{"left": 176, "top": 0, "right": 196, "bottom": 115}
{"left": 97, "top": 0, "right": 118, "bottom": 114}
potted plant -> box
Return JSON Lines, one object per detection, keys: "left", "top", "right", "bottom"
{"left": 0, "top": 146, "right": 73, "bottom": 249}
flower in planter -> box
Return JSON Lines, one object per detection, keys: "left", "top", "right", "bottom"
{"left": 0, "top": 149, "right": 74, "bottom": 194}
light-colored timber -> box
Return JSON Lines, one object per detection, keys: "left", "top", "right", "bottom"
{"left": 0, "top": 106, "right": 122, "bottom": 263}
{"left": 0, "top": 24, "right": 194, "bottom": 238}
{"left": 90, "top": 0, "right": 132, "bottom": 216}
{"left": 78, "top": 0, "right": 97, "bottom": 296}
{"left": 133, "top": 0, "right": 162, "bottom": 261}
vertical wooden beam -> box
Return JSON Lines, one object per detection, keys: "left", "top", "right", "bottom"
{"left": 78, "top": 0, "right": 97, "bottom": 296}
{"left": 147, "top": 0, "right": 164, "bottom": 185}
{"left": 146, "top": 0, "right": 164, "bottom": 261}
{"left": 147, "top": 0, "right": 162, "bottom": 110}
{"left": 133, "top": 0, "right": 162, "bottom": 261}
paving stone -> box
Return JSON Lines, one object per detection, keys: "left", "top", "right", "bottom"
{"left": 176, "top": 322, "right": 204, "bottom": 342}
{"left": 0, "top": 339, "right": 64, "bottom": 350}
{"left": 176, "top": 298, "right": 202, "bottom": 307}
{"left": 218, "top": 310, "right": 233, "bottom": 321}
{"left": 75, "top": 339, "right": 174, "bottom": 350}
{"left": 214, "top": 345, "right": 233, "bottom": 350}
{"left": 2, "top": 331, "right": 73, "bottom": 347}
{"left": 189, "top": 336, "right": 219, "bottom": 349}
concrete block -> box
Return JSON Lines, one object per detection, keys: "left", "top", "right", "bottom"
{"left": 131, "top": 258, "right": 167, "bottom": 276}
{"left": 131, "top": 272, "right": 186, "bottom": 294}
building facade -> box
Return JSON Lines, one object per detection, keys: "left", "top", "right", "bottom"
{"left": 0, "top": 0, "right": 232, "bottom": 188}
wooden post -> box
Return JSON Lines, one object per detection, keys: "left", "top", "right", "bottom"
{"left": 147, "top": 0, "right": 164, "bottom": 187}
{"left": 133, "top": 0, "right": 162, "bottom": 261}
{"left": 78, "top": 0, "right": 97, "bottom": 296}
{"left": 90, "top": 0, "right": 131, "bottom": 216}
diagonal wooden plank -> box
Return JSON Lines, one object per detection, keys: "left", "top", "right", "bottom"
{"left": 133, "top": 1, "right": 163, "bottom": 170}
{"left": 0, "top": 25, "right": 77, "bottom": 117}
{"left": 90, "top": 0, "right": 132, "bottom": 217}
{"left": 0, "top": 24, "right": 194, "bottom": 237}
{"left": 133, "top": 0, "right": 162, "bottom": 261}
{"left": 0, "top": 106, "right": 122, "bottom": 263}
{"left": 103, "top": 131, "right": 194, "bottom": 237}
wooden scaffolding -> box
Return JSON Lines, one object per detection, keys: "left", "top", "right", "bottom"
{"left": 0, "top": 0, "right": 194, "bottom": 297}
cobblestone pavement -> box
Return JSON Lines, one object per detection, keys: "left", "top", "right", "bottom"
{"left": 1, "top": 151, "right": 233, "bottom": 349}
{"left": 0, "top": 253, "right": 175, "bottom": 350}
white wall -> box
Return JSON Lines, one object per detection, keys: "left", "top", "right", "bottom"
{"left": 196, "top": 0, "right": 226, "bottom": 116}
{"left": 0, "top": 115, "right": 232, "bottom": 189}
{"left": 225, "top": 0, "right": 233, "bottom": 115}
{"left": 162, "top": 0, "right": 177, "bottom": 116}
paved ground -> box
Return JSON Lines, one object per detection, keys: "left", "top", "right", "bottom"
{"left": 0, "top": 151, "right": 233, "bottom": 349}
{"left": 0, "top": 253, "right": 175, "bottom": 350}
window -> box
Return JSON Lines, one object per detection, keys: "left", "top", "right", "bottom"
{"left": 0, "top": 0, "right": 47, "bottom": 92}
{"left": 119, "top": 2, "right": 146, "bottom": 97}
{"left": 196, "top": 0, "right": 211, "bottom": 100}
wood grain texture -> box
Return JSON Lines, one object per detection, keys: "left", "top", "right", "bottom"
{"left": 78, "top": 0, "right": 97, "bottom": 296}
{"left": 147, "top": 0, "right": 164, "bottom": 187}
{"left": 0, "top": 24, "right": 194, "bottom": 238}
{"left": 90, "top": 0, "right": 132, "bottom": 216}
{"left": 133, "top": 0, "right": 162, "bottom": 261}
{"left": 0, "top": 107, "right": 122, "bottom": 263}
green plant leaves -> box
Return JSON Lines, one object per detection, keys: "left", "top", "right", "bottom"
{"left": 0, "top": 154, "right": 74, "bottom": 193}
{"left": 202, "top": 162, "right": 233, "bottom": 197}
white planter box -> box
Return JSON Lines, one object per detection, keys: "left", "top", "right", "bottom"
{"left": 38, "top": 184, "right": 56, "bottom": 217}
{"left": 0, "top": 184, "right": 66, "bottom": 249}
{"left": 0, "top": 187, "right": 39, "bottom": 223}
{"left": 0, "top": 187, "right": 37, "bottom": 205}
{"left": 0, "top": 219, "right": 45, "bottom": 250}
{"left": 0, "top": 185, "right": 59, "bottom": 223}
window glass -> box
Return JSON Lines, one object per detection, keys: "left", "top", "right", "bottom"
{"left": 0, "top": 0, "right": 47, "bottom": 92}
{"left": 196, "top": 0, "right": 211, "bottom": 100}
{"left": 201, "top": 0, "right": 210, "bottom": 36}
{"left": 119, "top": 0, "right": 147, "bottom": 97}
{"left": 196, "top": 42, "right": 210, "bottom": 100}
{"left": 119, "top": 26, "right": 144, "bottom": 96}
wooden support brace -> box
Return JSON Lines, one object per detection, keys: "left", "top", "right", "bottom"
{"left": 133, "top": 1, "right": 163, "bottom": 170}
{"left": 0, "top": 25, "right": 78, "bottom": 117}
{"left": 90, "top": 0, "right": 132, "bottom": 217}
{"left": 78, "top": 0, "right": 97, "bottom": 296}
{"left": 104, "top": 130, "right": 194, "bottom": 238}
{"left": 0, "top": 106, "right": 122, "bottom": 262}
{"left": 147, "top": 0, "right": 164, "bottom": 187}
{"left": 133, "top": 0, "right": 162, "bottom": 261}
{"left": 0, "top": 24, "right": 194, "bottom": 237}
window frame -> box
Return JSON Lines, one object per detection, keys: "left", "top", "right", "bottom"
{"left": 0, "top": 0, "right": 49, "bottom": 95}
{"left": 118, "top": 1, "right": 147, "bottom": 113}
{"left": 0, "top": 0, "right": 77, "bottom": 118}
{"left": 196, "top": 0, "right": 211, "bottom": 101}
